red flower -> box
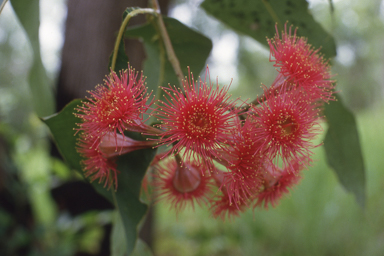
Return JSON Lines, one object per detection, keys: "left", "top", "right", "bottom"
{"left": 209, "top": 170, "right": 247, "bottom": 221}
{"left": 210, "top": 193, "right": 246, "bottom": 221}
{"left": 268, "top": 23, "right": 335, "bottom": 102}
{"left": 152, "top": 156, "right": 213, "bottom": 212}
{"left": 77, "top": 132, "right": 155, "bottom": 189}
{"left": 254, "top": 161, "right": 303, "bottom": 209}
{"left": 154, "top": 67, "right": 238, "bottom": 169}
{"left": 209, "top": 169, "right": 246, "bottom": 221}
{"left": 250, "top": 84, "right": 322, "bottom": 171}
{"left": 77, "top": 133, "right": 118, "bottom": 189}
{"left": 220, "top": 118, "right": 264, "bottom": 208}
{"left": 75, "top": 66, "right": 154, "bottom": 141}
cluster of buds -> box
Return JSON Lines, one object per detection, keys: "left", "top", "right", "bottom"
{"left": 74, "top": 24, "right": 335, "bottom": 220}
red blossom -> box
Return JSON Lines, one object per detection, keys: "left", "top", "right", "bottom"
{"left": 77, "top": 131, "right": 154, "bottom": 189}
{"left": 254, "top": 162, "right": 303, "bottom": 209}
{"left": 268, "top": 23, "right": 335, "bottom": 102}
{"left": 210, "top": 172, "right": 246, "bottom": 220}
{"left": 154, "top": 67, "right": 238, "bottom": 169}
{"left": 152, "top": 156, "right": 214, "bottom": 213}
{"left": 77, "top": 133, "right": 118, "bottom": 189}
{"left": 210, "top": 193, "right": 247, "bottom": 221}
{"left": 75, "top": 66, "right": 154, "bottom": 142}
{"left": 250, "top": 84, "right": 322, "bottom": 171}
{"left": 209, "top": 170, "right": 248, "bottom": 221}
{"left": 219, "top": 118, "right": 264, "bottom": 207}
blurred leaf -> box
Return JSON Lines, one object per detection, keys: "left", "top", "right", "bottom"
{"left": 43, "top": 99, "right": 157, "bottom": 255}
{"left": 111, "top": 211, "right": 126, "bottom": 256}
{"left": 131, "top": 239, "right": 153, "bottom": 256}
{"left": 10, "top": 0, "right": 55, "bottom": 117}
{"left": 111, "top": 212, "right": 153, "bottom": 256}
{"left": 42, "top": 100, "right": 114, "bottom": 208}
{"left": 329, "top": 0, "right": 335, "bottom": 14}
{"left": 125, "top": 16, "right": 213, "bottom": 94}
{"left": 42, "top": 99, "right": 83, "bottom": 172}
{"left": 201, "top": 0, "right": 336, "bottom": 58}
{"left": 112, "top": 147, "right": 156, "bottom": 255}
{"left": 323, "top": 94, "right": 365, "bottom": 207}
{"left": 16, "top": 145, "right": 57, "bottom": 226}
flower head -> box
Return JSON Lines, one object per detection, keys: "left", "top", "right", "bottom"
{"left": 268, "top": 23, "right": 335, "bottom": 102}
{"left": 152, "top": 156, "right": 213, "bottom": 212}
{"left": 219, "top": 118, "right": 264, "bottom": 207}
{"left": 77, "top": 131, "right": 155, "bottom": 189}
{"left": 250, "top": 84, "right": 322, "bottom": 170}
{"left": 154, "top": 67, "right": 238, "bottom": 169}
{"left": 75, "top": 66, "right": 152, "bottom": 141}
{"left": 77, "top": 133, "right": 118, "bottom": 189}
{"left": 210, "top": 193, "right": 246, "bottom": 221}
{"left": 209, "top": 170, "right": 248, "bottom": 221}
{"left": 254, "top": 161, "right": 303, "bottom": 209}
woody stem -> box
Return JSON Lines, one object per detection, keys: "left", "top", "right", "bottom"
{"left": 150, "top": 0, "right": 184, "bottom": 88}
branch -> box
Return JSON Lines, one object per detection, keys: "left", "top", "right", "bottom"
{"left": 150, "top": 0, "right": 184, "bottom": 88}
{"left": 111, "top": 8, "right": 158, "bottom": 72}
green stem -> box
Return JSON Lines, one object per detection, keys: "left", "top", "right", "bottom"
{"left": 111, "top": 8, "right": 158, "bottom": 72}
{"left": 0, "top": 0, "right": 9, "bottom": 15}
{"left": 151, "top": 0, "right": 185, "bottom": 88}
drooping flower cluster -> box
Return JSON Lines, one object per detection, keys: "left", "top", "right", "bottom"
{"left": 74, "top": 66, "right": 159, "bottom": 189}
{"left": 74, "top": 23, "right": 335, "bottom": 220}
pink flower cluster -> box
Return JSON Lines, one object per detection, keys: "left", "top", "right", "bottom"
{"left": 74, "top": 24, "right": 335, "bottom": 220}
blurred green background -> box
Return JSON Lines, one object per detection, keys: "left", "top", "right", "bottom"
{"left": 1, "top": 0, "right": 384, "bottom": 255}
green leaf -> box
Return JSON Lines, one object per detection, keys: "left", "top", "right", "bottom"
{"left": 10, "top": 0, "right": 55, "bottom": 117}
{"left": 42, "top": 100, "right": 113, "bottom": 203}
{"left": 111, "top": 210, "right": 127, "bottom": 256}
{"left": 201, "top": 0, "right": 336, "bottom": 58}
{"left": 131, "top": 239, "right": 153, "bottom": 256}
{"left": 43, "top": 99, "right": 157, "bottom": 256}
{"left": 42, "top": 99, "right": 83, "bottom": 172}
{"left": 125, "top": 16, "right": 213, "bottom": 93}
{"left": 112, "top": 210, "right": 153, "bottom": 256}
{"left": 112, "top": 148, "right": 156, "bottom": 255}
{"left": 111, "top": 205, "right": 153, "bottom": 256}
{"left": 323, "top": 94, "right": 366, "bottom": 207}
